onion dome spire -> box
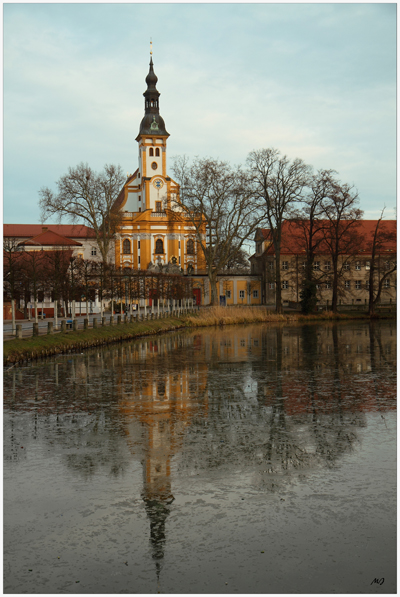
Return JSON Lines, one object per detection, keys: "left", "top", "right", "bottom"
{"left": 136, "top": 43, "right": 169, "bottom": 139}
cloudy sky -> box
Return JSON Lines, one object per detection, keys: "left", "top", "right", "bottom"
{"left": 3, "top": 3, "right": 396, "bottom": 224}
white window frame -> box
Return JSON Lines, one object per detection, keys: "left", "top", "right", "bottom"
{"left": 282, "top": 261, "right": 288, "bottom": 271}
{"left": 253, "top": 290, "right": 258, "bottom": 298}
{"left": 239, "top": 290, "right": 245, "bottom": 299}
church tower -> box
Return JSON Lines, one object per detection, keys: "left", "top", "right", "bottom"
{"left": 114, "top": 48, "right": 206, "bottom": 274}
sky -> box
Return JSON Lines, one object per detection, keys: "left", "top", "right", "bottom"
{"left": 3, "top": 2, "right": 397, "bottom": 225}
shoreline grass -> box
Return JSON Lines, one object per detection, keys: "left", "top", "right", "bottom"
{"left": 3, "top": 307, "right": 395, "bottom": 366}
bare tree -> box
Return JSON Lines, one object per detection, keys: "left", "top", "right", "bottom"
{"left": 76, "top": 258, "right": 98, "bottom": 317}
{"left": 291, "top": 170, "right": 336, "bottom": 313}
{"left": 219, "top": 244, "right": 250, "bottom": 273}
{"left": 171, "top": 156, "right": 265, "bottom": 305}
{"left": 19, "top": 249, "right": 47, "bottom": 323}
{"left": 39, "top": 163, "right": 126, "bottom": 263}
{"left": 367, "top": 211, "right": 397, "bottom": 315}
{"left": 247, "top": 148, "right": 311, "bottom": 313}
{"left": 322, "top": 180, "right": 363, "bottom": 313}
{"left": 3, "top": 237, "right": 24, "bottom": 331}
{"left": 42, "top": 248, "right": 73, "bottom": 326}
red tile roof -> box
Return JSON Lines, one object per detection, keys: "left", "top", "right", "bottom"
{"left": 18, "top": 229, "right": 82, "bottom": 247}
{"left": 4, "top": 224, "right": 96, "bottom": 239}
{"left": 257, "top": 220, "right": 396, "bottom": 256}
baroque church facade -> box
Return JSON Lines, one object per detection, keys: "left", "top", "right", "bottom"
{"left": 113, "top": 54, "right": 206, "bottom": 275}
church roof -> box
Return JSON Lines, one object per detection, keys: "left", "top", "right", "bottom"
{"left": 136, "top": 56, "right": 169, "bottom": 139}
{"left": 112, "top": 169, "right": 139, "bottom": 211}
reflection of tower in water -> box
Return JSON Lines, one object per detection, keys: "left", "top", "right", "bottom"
{"left": 142, "top": 414, "right": 175, "bottom": 582}
{"left": 117, "top": 335, "right": 208, "bottom": 584}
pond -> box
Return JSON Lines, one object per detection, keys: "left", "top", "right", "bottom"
{"left": 3, "top": 320, "right": 396, "bottom": 594}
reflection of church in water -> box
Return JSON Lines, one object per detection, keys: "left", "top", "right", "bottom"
{"left": 116, "top": 334, "right": 209, "bottom": 580}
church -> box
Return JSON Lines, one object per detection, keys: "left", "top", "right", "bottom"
{"left": 113, "top": 51, "right": 206, "bottom": 276}
{"left": 112, "top": 50, "right": 261, "bottom": 306}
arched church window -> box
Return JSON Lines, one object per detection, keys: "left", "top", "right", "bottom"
{"left": 155, "top": 239, "right": 164, "bottom": 254}
{"left": 123, "top": 239, "right": 131, "bottom": 254}
{"left": 149, "top": 148, "right": 154, "bottom": 156}
{"left": 155, "top": 148, "right": 160, "bottom": 157}
{"left": 187, "top": 238, "right": 195, "bottom": 254}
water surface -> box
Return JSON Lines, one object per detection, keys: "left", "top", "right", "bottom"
{"left": 3, "top": 321, "right": 396, "bottom": 593}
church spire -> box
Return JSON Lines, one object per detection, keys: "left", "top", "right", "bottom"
{"left": 136, "top": 46, "right": 169, "bottom": 139}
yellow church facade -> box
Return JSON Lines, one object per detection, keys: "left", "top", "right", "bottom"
{"left": 114, "top": 53, "right": 206, "bottom": 276}
{"left": 113, "top": 52, "right": 261, "bottom": 306}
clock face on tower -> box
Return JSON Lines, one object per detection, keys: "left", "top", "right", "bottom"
{"left": 153, "top": 179, "right": 164, "bottom": 190}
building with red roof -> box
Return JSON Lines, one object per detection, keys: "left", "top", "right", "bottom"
{"left": 250, "top": 219, "right": 396, "bottom": 307}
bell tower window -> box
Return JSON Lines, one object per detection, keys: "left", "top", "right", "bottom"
{"left": 149, "top": 148, "right": 154, "bottom": 156}
{"left": 155, "top": 148, "right": 160, "bottom": 157}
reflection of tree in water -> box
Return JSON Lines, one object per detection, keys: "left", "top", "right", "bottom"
{"left": 3, "top": 355, "right": 135, "bottom": 478}
{"left": 179, "top": 323, "right": 396, "bottom": 490}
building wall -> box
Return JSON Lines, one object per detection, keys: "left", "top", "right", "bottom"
{"left": 260, "top": 254, "right": 397, "bottom": 306}
{"left": 191, "top": 275, "right": 262, "bottom": 306}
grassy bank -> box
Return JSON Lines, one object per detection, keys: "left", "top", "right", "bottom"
{"left": 3, "top": 307, "right": 393, "bottom": 366}
{"left": 184, "top": 306, "right": 372, "bottom": 327}
{"left": 3, "top": 317, "right": 188, "bottom": 366}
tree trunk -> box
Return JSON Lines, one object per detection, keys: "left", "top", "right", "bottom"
{"left": 275, "top": 250, "right": 282, "bottom": 314}
{"left": 331, "top": 266, "right": 338, "bottom": 313}
{"left": 368, "top": 261, "right": 375, "bottom": 316}
{"left": 209, "top": 272, "right": 218, "bottom": 306}
{"left": 34, "top": 300, "right": 38, "bottom": 323}
{"left": 11, "top": 299, "right": 16, "bottom": 335}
